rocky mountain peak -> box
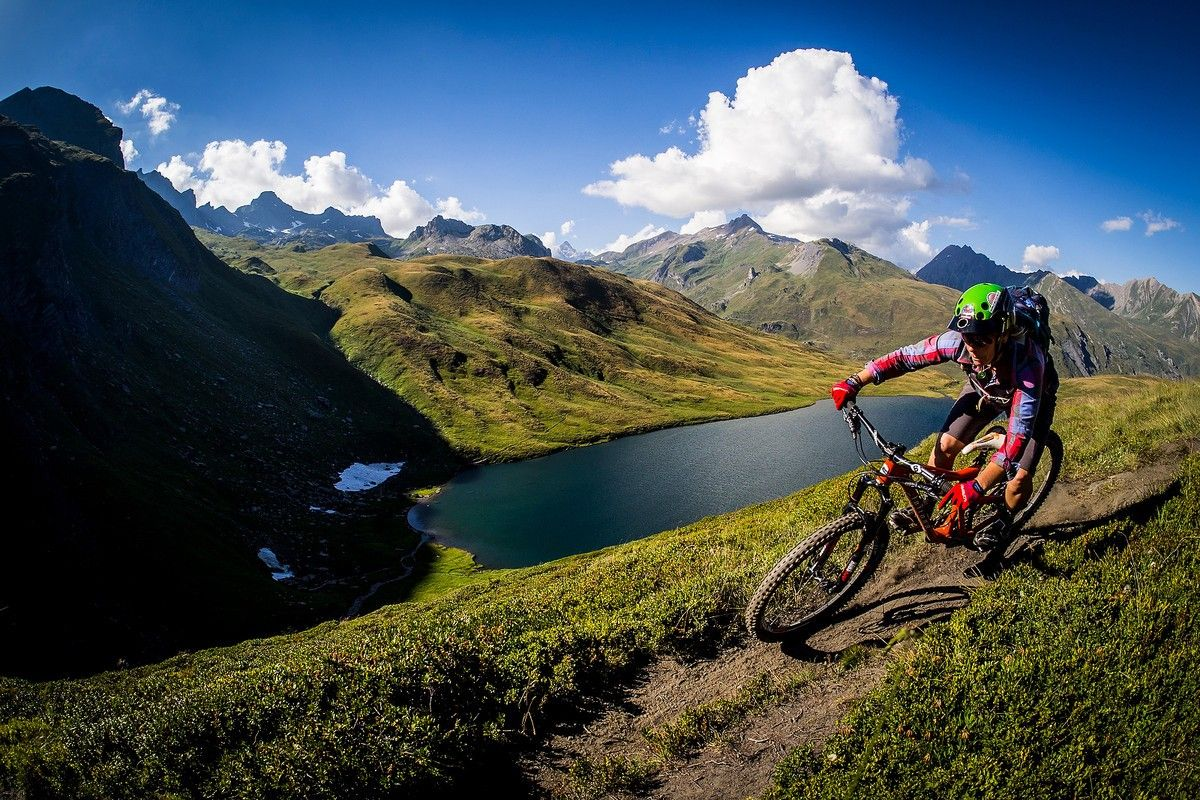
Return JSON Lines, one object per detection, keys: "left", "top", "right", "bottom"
{"left": 724, "top": 214, "right": 763, "bottom": 233}
{"left": 390, "top": 216, "right": 550, "bottom": 259}
{"left": 0, "top": 86, "right": 125, "bottom": 166}
{"left": 417, "top": 215, "right": 475, "bottom": 238}
{"left": 244, "top": 191, "right": 289, "bottom": 211}
{"left": 916, "top": 244, "right": 1045, "bottom": 291}
{"left": 823, "top": 238, "right": 852, "bottom": 257}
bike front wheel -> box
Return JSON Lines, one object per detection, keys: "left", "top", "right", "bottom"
{"left": 745, "top": 513, "right": 887, "bottom": 642}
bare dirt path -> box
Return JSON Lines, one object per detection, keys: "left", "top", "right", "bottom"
{"left": 520, "top": 440, "right": 1196, "bottom": 799}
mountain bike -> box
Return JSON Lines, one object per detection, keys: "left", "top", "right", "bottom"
{"left": 745, "top": 400, "right": 1062, "bottom": 642}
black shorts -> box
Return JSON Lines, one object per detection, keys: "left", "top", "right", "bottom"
{"left": 940, "top": 361, "right": 1059, "bottom": 474}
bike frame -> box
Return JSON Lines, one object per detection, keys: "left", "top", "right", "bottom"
{"left": 839, "top": 402, "right": 1001, "bottom": 541}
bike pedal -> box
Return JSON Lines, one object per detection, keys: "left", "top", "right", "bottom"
{"left": 888, "top": 508, "right": 928, "bottom": 535}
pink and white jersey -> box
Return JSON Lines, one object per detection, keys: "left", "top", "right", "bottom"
{"left": 865, "top": 330, "right": 1049, "bottom": 470}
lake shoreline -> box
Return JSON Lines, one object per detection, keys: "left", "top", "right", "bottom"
{"left": 406, "top": 394, "right": 956, "bottom": 574}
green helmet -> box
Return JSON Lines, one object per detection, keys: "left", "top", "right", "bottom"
{"left": 948, "top": 282, "right": 1013, "bottom": 336}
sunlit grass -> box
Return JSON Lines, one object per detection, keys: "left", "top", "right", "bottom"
{"left": 199, "top": 236, "right": 955, "bottom": 460}
{"left": 2, "top": 377, "right": 1197, "bottom": 798}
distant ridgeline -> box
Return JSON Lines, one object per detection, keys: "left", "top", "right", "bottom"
{"left": 914, "top": 245, "right": 1200, "bottom": 376}
{"left": 596, "top": 219, "right": 1200, "bottom": 379}
{"left": 136, "top": 167, "right": 553, "bottom": 258}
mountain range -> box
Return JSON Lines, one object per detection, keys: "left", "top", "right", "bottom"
{"left": 0, "top": 87, "right": 874, "bottom": 674}
{"left": 377, "top": 214, "right": 550, "bottom": 259}
{"left": 595, "top": 214, "right": 962, "bottom": 362}
{"left": 594, "top": 218, "right": 1200, "bottom": 378}
{"left": 134, "top": 162, "right": 554, "bottom": 259}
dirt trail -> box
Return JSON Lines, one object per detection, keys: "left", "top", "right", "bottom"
{"left": 520, "top": 440, "right": 1196, "bottom": 799}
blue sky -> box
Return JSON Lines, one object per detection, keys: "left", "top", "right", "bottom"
{"left": 3, "top": 0, "right": 1197, "bottom": 291}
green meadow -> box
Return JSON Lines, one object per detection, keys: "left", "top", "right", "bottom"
{"left": 198, "top": 233, "right": 954, "bottom": 459}
{"left": 2, "top": 376, "right": 1198, "bottom": 798}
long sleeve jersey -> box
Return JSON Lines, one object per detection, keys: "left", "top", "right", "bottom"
{"left": 864, "top": 329, "right": 1049, "bottom": 470}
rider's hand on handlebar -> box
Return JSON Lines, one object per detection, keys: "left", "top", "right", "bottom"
{"left": 831, "top": 375, "right": 862, "bottom": 410}
{"left": 938, "top": 479, "right": 984, "bottom": 512}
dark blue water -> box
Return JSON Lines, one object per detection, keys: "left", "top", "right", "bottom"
{"left": 408, "top": 397, "right": 952, "bottom": 568}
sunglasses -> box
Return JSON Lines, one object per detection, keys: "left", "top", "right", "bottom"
{"left": 963, "top": 333, "right": 997, "bottom": 348}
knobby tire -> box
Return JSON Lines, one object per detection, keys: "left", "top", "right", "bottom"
{"left": 745, "top": 513, "right": 888, "bottom": 642}
{"left": 970, "top": 427, "right": 1063, "bottom": 533}
{"left": 1011, "top": 429, "right": 1063, "bottom": 530}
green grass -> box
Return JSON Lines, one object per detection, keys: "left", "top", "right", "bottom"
{"left": 766, "top": 458, "right": 1200, "bottom": 799}
{"left": 762, "top": 377, "right": 1200, "bottom": 799}
{"left": 642, "top": 670, "right": 814, "bottom": 761}
{"left": 563, "top": 754, "right": 659, "bottom": 800}
{"left": 1052, "top": 374, "right": 1200, "bottom": 479}
{"left": 1, "top": 377, "right": 1197, "bottom": 798}
{"left": 200, "top": 236, "right": 953, "bottom": 460}
{"left": 359, "top": 542, "right": 499, "bottom": 612}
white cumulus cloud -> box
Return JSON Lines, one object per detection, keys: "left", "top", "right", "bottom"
{"left": 1101, "top": 216, "right": 1133, "bottom": 232}
{"left": 1022, "top": 244, "right": 1061, "bottom": 269}
{"left": 899, "top": 220, "right": 935, "bottom": 261}
{"left": 560, "top": 219, "right": 576, "bottom": 237}
{"left": 601, "top": 224, "right": 667, "bottom": 254}
{"left": 158, "top": 139, "right": 482, "bottom": 237}
{"left": 896, "top": 215, "right": 977, "bottom": 263}
{"left": 1140, "top": 211, "right": 1180, "bottom": 236}
{"left": 117, "top": 90, "right": 179, "bottom": 137}
{"left": 681, "top": 210, "right": 727, "bottom": 234}
{"left": 119, "top": 138, "right": 138, "bottom": 164}
{"left": 432, "top": 196, "right": 486, "bottom": 224}
{"left": 351, "top": 180, "right": 437, "bottom": 235}
{"left": 583, "top": 49, "right": 937, "bottom": 263}
{"left": 540, "top": 230, "right": 559, "bottom": 251}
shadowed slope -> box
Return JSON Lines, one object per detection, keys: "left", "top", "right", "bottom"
{"left": 0, "top": 117, "right": 457, "bottom": 677}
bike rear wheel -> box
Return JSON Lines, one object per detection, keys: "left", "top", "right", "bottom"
{"left": 745, "top": 513, "right": 887, "bottom": 642}
{"left": 968, "top": 427, "right": 1063, "bottom": 531}
{"left": 1011, "top": 429, "right": 1062, "bottom": 530}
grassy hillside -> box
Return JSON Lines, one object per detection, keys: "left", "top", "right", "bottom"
{"left": 2, "top": 376, "right": 1198, "bottom": 798}
{"left": 198, "top": 234, "right": 942, "bottom": 459}
{"left": 767, "top": 380, "right": 1200, "bottom": 798}
{"left": 605, "top": 223, "right": 963, "bottom": 363}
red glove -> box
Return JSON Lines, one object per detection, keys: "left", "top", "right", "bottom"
{"left": 938, "top": 479, "right": 985, "bottom": 512}
{"left": 831, "top": 376, "right": 862, "bottom": 410}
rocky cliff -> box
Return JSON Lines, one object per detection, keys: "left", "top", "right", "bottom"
{"left": 382, "top": 214, "right": 551, "bottom": 259}
{"left": 0, "top": 86, "right": 125, "bottom": 166}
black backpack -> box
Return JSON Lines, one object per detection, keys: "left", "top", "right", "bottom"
{"left": 1007, "top": 285, "right": 1054, "bottom": 349}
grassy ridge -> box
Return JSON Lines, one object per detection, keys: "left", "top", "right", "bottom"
{"left": 768, "top": 471, "right": 1200, "bottom": 798}
{"left": 197, "top": 235, "right": 948, "bottom": 459}
{"left": 1, "top": 377, "right": 1197, "bottom": 798}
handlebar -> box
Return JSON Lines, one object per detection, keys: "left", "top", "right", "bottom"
{"left": 841, "top": 401, "right": 944, "bottom": 485}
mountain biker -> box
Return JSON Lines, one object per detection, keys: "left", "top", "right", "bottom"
{"left": 829, "top": 282, "right": 1059, "bottom": 549}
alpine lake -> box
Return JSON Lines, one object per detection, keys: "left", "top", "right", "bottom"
{"left": 409, "top": 396, "right": 953, "bottom": 568}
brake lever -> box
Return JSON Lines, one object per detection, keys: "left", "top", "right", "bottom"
{"left": 842, "top": 404, "right": 861, "bottom": 436}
